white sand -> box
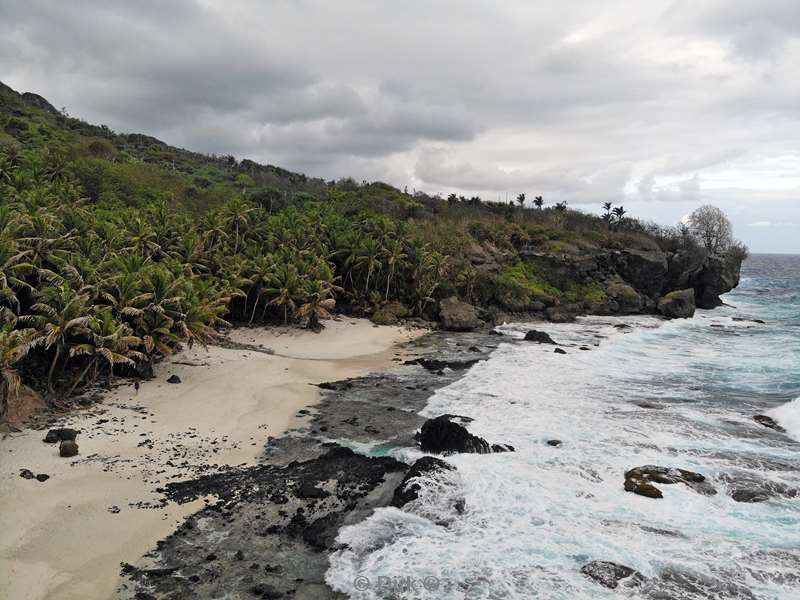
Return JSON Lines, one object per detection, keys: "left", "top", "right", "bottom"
{"left": 0, "top": 317, "right": 423, "bottom": 600}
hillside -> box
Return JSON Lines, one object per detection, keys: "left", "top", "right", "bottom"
{"left": 0, "top": 81, "right": 745, "bottom": 418}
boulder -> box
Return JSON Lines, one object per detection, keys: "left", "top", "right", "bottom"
{"left": 438, "top": 297, "right": 483, "bottom": 332}
{"left": 581, "top": 561, "right": 641, "bottom": 589}
{"left": 19, "top": 469, "right": 35, "bottom": 479}
{"left": 166, "top": 375, "right": 181, "bottom": 384}
{"left": 36, "top": 473, "right": 50, "bottom": 482}
{"left": 523, "top": 330, "right": 556, "bottom": 344}
{"left": 606, "top": 280, "right": 643, "bottom": 313}
{"left": 43, "top": 428, "right": 79, "bottom": 443}
{"left": 657, "top": 289, "right": 696, "bottom": 319}
{"left": 753, "top": 415, "right": 785, "bottom": 433}
{"left": 624, "top": 465, "right": 715, "bottom": 498}
{"left": 371, "top": 301, "right": 410, "bottom": 325}
{"left": 417, "top": 415, "right": 491, "bottom": 455}
{"left": 59, "top": 440, "right": 79, "bottom": 457}
{"left": 391, "top": 456, "right": 456, "bottom": 508}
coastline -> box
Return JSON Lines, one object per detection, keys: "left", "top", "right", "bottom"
{"left": 113, "top": 327, "right": 501, "bottom": 599}
{"left": 0, "top": 317, "right": 424, "bottom": 600}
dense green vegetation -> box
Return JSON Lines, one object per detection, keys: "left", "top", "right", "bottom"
{"left": 0, "top": 81, "right": 740, "bottom": 416}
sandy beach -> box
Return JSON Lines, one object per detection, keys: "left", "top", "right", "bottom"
{"left": 0, "top": 317, "right": 423, "bottom": 600}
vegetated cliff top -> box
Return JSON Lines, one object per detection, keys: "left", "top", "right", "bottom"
{"left": 0, "top": 80, "right": 327, "bottom": 209}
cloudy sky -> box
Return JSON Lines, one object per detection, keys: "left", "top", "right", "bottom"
{"left": 2, "top": 1, "right": 798, "bottom": 252}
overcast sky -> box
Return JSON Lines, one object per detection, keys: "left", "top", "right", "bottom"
{"left": 2, "top": 1, "right": 798, "bottom": 252}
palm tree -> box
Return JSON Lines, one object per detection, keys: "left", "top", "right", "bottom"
{"left": 516, "top": 193, "right": 526, "bottom": 208}
{"left": 125, "top": 217, "right": 161, "bottom": 257}
{"left": 221, "top": 197, "right": 255, "bottom": 255}
{"left": 68, "top": 309, "right": 144, "bottom": 393}
{"left": 0, "top": 325, "right": 38, "bottom": 418}
{"left": 245, "top": 254, "right": 275, "bottom": 324}
{"left": 0, "top": 151, "right": 20, "bottom": 186}
{"left": 533, "top": 196, "right": 544, "bottom": 209}
{"left": 355, "top": 236, "right": 382, "bottom": 293}
{"left": 21, "top": 285, "right": 92, "bottom": 393}
{"left": 382, "top": 238, "right": 407, "bottom": 300}
{"left": 267, "top": 263, "right": 304, "bottom": 324}
{"left": 137, "top": 310, "right": 179, "bottom": 377}
{"left": 297, "top": 279, "right": 336, "bottom": 330}
{"left": 602, "top": 202, "right": 613, "bottom": 223}
{"left": 456, "top": 264, "right": 479, "bottom": 304}
{"left": 612, "top": 206, "right": 627, "bottom": 231}
{"left": 201, "top": 210, "right": 229, "bottom": 253}
{"left": 175, "top": 285, "right": 231, "bottom": 348}
{"left": 0, "top": 238, "right": 36, "bottom": 315}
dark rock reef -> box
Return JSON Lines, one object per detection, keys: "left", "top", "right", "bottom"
{"left": 391, "top": 456, "right": 456, "bottom": 508}
{"left": 581, "top": 560, "right": 641, "bottom": 589}
{"left": 624, "top": 465, "right": 715, "bottom": 498}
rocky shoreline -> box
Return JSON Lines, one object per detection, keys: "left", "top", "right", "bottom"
{"left": 115, "top": 329, "right": 501, "bottom": 599}
{"left": 115, "top": 311, "right": 800, "bottom": 600}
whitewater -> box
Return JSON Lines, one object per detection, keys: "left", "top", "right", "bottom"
{"left": 326, "top": 254, "right": 800, "bottom": 599}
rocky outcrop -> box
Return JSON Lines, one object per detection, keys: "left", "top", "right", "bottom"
{"left": 657, "top": 289, "right": 696, "bottom": 319}
{"left": 720, "top": 472, "right": 798, "bottom": 503}
{"left": 606, "top": 280, "right": 643, "bottom": 313}
{"left": 753, "top": 415, "right": 786, "bottom": 433}
{"left": 523, "top": 330, "right": 556, "bottom": 344}
{"left": 391, "top": 456, "right": 456, "bottom": 508}
{"left": 691, "top": 254, "right": 742, "bottom": 309}
{"left": 581, "top": 561, "right": 641, "bottom": 589}
{"left": 466, "top": 243, "right": 742, "bottom": 323}
{"left": 613, "top": 250, "right": 669, "bottom": 298}
{"left": 438, "top": 297, "right": 483, "bottom": 331}
{"left": 417, "top": 415, "right": 491, "bottom": 454}
{"left": 624, "top": 465, "right": 715, "bottom": 498}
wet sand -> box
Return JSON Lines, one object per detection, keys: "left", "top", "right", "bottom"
{"left": 0, "top": 317, "right": 423, "bottom": 600}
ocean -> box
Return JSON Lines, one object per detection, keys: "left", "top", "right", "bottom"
{"left": 326, "top": 254, "right": 800, "bottom": 599}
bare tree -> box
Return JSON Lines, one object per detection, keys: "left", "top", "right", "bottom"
{"left": 687, "top": 205, "right": 733, "bottom": 255}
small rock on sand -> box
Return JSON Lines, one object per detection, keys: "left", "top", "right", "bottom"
{"left": 59, "top": 440, "right": 79, "bottom": 457}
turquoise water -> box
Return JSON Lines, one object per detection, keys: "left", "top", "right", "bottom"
{"left": 327, "top": 255, "right": 800, "bottom": 599}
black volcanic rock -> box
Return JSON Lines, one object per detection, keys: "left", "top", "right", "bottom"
{"left": 43, "top": 428, "right": 79, "bottom": 443}
{"left": 391, "top": 456, "right": 455, "bottom": 508}
{"left": 417, "top": 415, "right": 491, "bottom": 455}
{"left": 523, "top": 330, "right": 556, "bottom": 344}
{"left": 581, "top": 561, "right": 640, "bottom": 589}
{"left": 624, "top": 465, "right": 715, "bottom": 498}
{"left": 753, "top": 415, "right": 786, "bottom": 433}
{"left": 59, "top": 440, "right": 79, "bottom": 457}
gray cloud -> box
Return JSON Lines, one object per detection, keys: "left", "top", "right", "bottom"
{"left": 1, "top": 0, "right": 799, "bottom": 251}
